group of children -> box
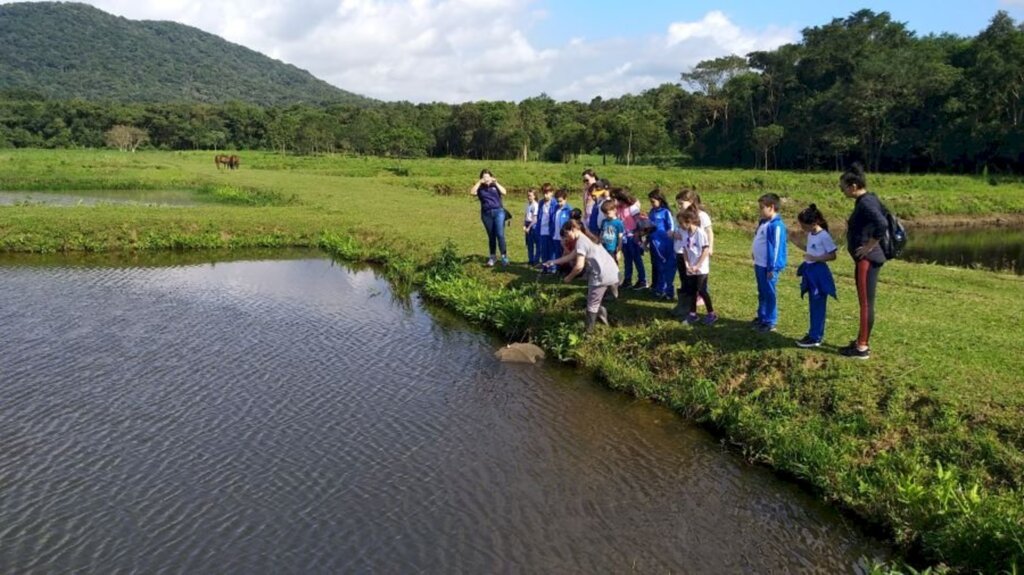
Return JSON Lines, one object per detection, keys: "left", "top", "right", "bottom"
{"left": 518, "top": 172, "right": 840, "bottom": 348}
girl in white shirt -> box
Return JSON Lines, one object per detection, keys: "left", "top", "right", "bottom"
{"left": 796, "top": 204, "right": 838, "bottom": 347}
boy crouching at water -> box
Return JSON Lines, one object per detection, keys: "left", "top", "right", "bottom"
{"left": 544, "top": 219, "right": 620, "bottom": 331}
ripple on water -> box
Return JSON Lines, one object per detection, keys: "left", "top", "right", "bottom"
{"left": 0, "top": 257, "right": 887, "bottom": 573}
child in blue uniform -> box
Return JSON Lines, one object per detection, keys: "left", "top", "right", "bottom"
{"left": 523, "top": 189, "right": 540, "bottom": 265}
{"left": 641, "top": 220, "right": 676, "bottom": 301}
{"left": 647, "top": 189, "right": 674, "bottom": 298}
{"left": 795, "top": 204, "right": 837, "bottom": 347}
{"left": 537, "top": 184, "right": 555, "bottom": 268}
{"left": 751, "top": 193, "right": 787, "bottom": 332}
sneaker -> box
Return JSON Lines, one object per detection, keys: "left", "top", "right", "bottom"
{"left": 486, "top": 257, "right": 496, "bottom": 267}
{"left": 631, "top": 281, "right": 649, "bottom": 291}
{"left": 795, "top": 336, "right": 821, "bottom": 348}
{"left": 750, "top": 318, "right": 764, "bottom": 328}
{"left": 684, "top": 313, "right": 700, "bottom": 325}
{"left": 500, "top": 255, "right": 509, "bottom": 267}
{"left": 757, "top": 323, "right": 777, "bottom": 333}
{"left": 703, "top": 313, "right": 718, "bottom": 325}
{"left": 839, "top": 343, "right": 870, "bottom": 359}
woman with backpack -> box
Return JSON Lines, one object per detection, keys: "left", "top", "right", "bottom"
{"left": 840, "top": 163, "right": 888, "bottom": 360}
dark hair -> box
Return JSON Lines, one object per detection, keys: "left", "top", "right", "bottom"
{"left": 561, "top": 219, "right": 582, "bottom": 233}
{"left": 676, "top": 188, "right": 702, "bottom": 208}
{"left": 612, "top": 188, "right": 636, "bottom": 205}
{"left": 758, "top": 193, "right": 782, "bottom": 211}
{"left": 554, "top": 188, "right": 568, "bottom": 200}
{"left": 596, "top": 178, "right": 611, "bottom": 190}
{"left": 601, "top": 200, "right": 618, "bottom": 214}
{"left": 840, "top": 163, "right": 867, "bottom": 191}
{"left": 541, "top": 182, "right": 554, "bottom": 194}
{"left": 479, "top": 169, "right": 493, "bottom": 179}
{"left": 570, "top": 208, "right": 583, "bottom": 222}
{"left": 582, "top": 169, "right": 596, "bottom": 179}
{"left": 798, "top": 203, "right": 829, "bottom": 231}
{"left": 679, "top": 208, "right": 701, "bottom": 226}
{"left": 648, "top": 188, "right": 672, "bottom": 213}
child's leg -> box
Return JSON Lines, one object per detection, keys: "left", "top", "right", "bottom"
{"left": 634, "top": 239, "right": 647, "bottom": 284}
{"left": 696, "top": 274, "right": 713, "bottom": 313}
{"left": 754, "top": 266, "right": 768, "bottom": 323}
{"left": 809, "top": 293, "right": 827, "bottom": 342}
{"left": 622, "top": 240, "right": 636, "bottom": 283}
{"left": 682, "top": 273, "right": 698, "bottom": 314}
{"left": 525, "top": 228, "right": 535, "bottom": 264}
{"left": 650, "top": 253, "right": 661, "bottom": 293}
{"left": 664, "top": 260, "right": 676, "bottom": 299}
{"left": 765, "top": 269, "right": 780, "bottom": 326}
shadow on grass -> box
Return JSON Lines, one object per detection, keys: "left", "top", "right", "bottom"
{"left": 493, "top": 262, "right": 801, "bottom": 353}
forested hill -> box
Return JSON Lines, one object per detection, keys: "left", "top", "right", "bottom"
{"left": 0, "top": 2, "right": 372, "bottom": 106}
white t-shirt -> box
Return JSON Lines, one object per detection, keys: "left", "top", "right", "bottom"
{"left": 752, "top": 218, "right": 778, "bottom": 268}
{"left": 805, "top": 229, "right": 837, "bottom": 258}
{"left": 575, "top": 234, "right": 621, "bottom": 287}
{"left": 679, "top": 227, "right": 711, "bottom": 275}
{"left": 525, "top": 201, "right": 538, "bottom": 225}
{"left": 539, "top": 199, "right": 553, "bottom": 236}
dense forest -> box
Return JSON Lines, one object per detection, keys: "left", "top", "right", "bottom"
{"left": 1, "top": 6, "right": 1023, "bottom": 173}
{"left": 0, "top": 2, "right": 370, "bottom": 106}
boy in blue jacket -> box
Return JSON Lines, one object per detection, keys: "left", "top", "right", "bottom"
{"left": 751, "top": 193, "right": 788, "bottom": 332}
{"left": 638, "top": 220, "right": 676, "bottom": 300}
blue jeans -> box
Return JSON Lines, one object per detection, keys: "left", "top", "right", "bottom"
{"left": 481, "top": 208, "right": 507, "bottom": 257}
{"left": 623, "top": 236, "right": 646, "bottom": 284}
{"left": 755, "top": 265, "right": 779, "bottom": 326}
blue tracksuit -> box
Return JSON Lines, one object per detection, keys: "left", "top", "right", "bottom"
{"left": 548, "top": 202, "right": 573, "bottom": 262}
{"left": 648, "top": 206, "right": 675, "bottom": 233}
{"left": 753, "top": 215, "right": 788, "bottom": 327}
{"left": 797, "top": 261, "right": 837, "bottom": 342}
{"left": 537, "top": 198, "right": 554, "bottom": 266}
{"left": 648, "top": 228, "right": 676, "bottom": 298}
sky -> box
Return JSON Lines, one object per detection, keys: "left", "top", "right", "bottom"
{"left": 5, "top": 0, "right": 1024, "bottom": 103}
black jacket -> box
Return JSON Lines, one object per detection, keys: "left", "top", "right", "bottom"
{"left": 846, "top": 193, "right": 888, "bottom": 264}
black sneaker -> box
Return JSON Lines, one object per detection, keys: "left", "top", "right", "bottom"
{"left": 757, "top": 323, "right": 777, "bottom": 333}
{"left": 839, "top": 343, "right": 870, "bottom": 359}
{"left": 631, "top": 281, "right": 649, "bottom": 290}
{"left": 795, "top": 336, "right": 821, "bottom": 348}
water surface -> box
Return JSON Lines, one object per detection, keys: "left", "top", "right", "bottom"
{"left": 0, "top": 253, "right": 887, "bottom": 572}
{"left": 0, "top": 189, "right": 197, "bottom": 206}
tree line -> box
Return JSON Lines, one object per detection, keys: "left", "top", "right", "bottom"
{"left": 1, "top": 9, "right": 1022, "bottom": 173}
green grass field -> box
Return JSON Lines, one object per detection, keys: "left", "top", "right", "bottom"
{"left": 2, "top": 149, "right": 1023, "bottom": 572}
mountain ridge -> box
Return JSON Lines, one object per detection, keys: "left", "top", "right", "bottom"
{"left": 0, "top": 2, "right": 373, "bottom": 106}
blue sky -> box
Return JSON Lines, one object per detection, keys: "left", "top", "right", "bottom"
{"left": 4, "top": 0, "right": 1022, "bottom": 102}
{"left": 533, "top": 0, "right": 1022, "bottom": 42}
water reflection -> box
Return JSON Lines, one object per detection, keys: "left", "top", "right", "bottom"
{"left": 0, "top": 254, "right": 888, "bottom": 572}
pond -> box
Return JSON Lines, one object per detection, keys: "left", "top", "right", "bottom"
{"left": 0, "top": 189, "right": 198, "bottom": 207}
{"left": 0, "top": 251, "right": 888, "bottom": 572}
{"left": 901, "top": 224, "right": 1024, "bottom": 275}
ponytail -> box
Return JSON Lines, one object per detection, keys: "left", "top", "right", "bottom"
{"left": 798, "top": 203, "right": 829, "bottom": 231}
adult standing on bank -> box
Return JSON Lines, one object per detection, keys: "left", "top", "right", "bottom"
{"left": 470, "top": 169, "right": 509, "bottom": 267}
{"left": 544, "top": 219, "right": 620, "bottom": 332}
{"left": 840, "top": 163, "right": 887, "bottom": 359}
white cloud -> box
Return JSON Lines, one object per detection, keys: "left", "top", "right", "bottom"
{"left": 1000, "top": 0, "right": 1024, "bottom": 7}
{"left": 2, "top": 1, "right": 798, "bottom": 103}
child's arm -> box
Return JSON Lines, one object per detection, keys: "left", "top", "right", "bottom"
{"left": 805, "top": 250, "right": 838, "bottom": 263}
{"left": 691, "top": 245, "right": 710, "bottom": 272}
{"left": 563, "top": 254, "right": 587, "bottom": 283}
{"left": 705, "top": 225, "right": 714, "bottom": 255}
{"left": 544, "top": 251, "right": 577, "bottom": 267}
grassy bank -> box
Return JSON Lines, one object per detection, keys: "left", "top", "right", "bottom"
{"left": 2, "top": 149, "right": 1023, "bottom": 572}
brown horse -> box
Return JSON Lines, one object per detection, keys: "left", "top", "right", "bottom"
{"left": 214, "top": 154, "right": 241, "bottom": 170}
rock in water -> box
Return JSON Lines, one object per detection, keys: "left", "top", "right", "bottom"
{"left": 494, "top": 343, "right": 546, "bottom": 364}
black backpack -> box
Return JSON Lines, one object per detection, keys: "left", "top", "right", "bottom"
{"left": 880, "top": 203, "right": 908, "bottom": 260}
